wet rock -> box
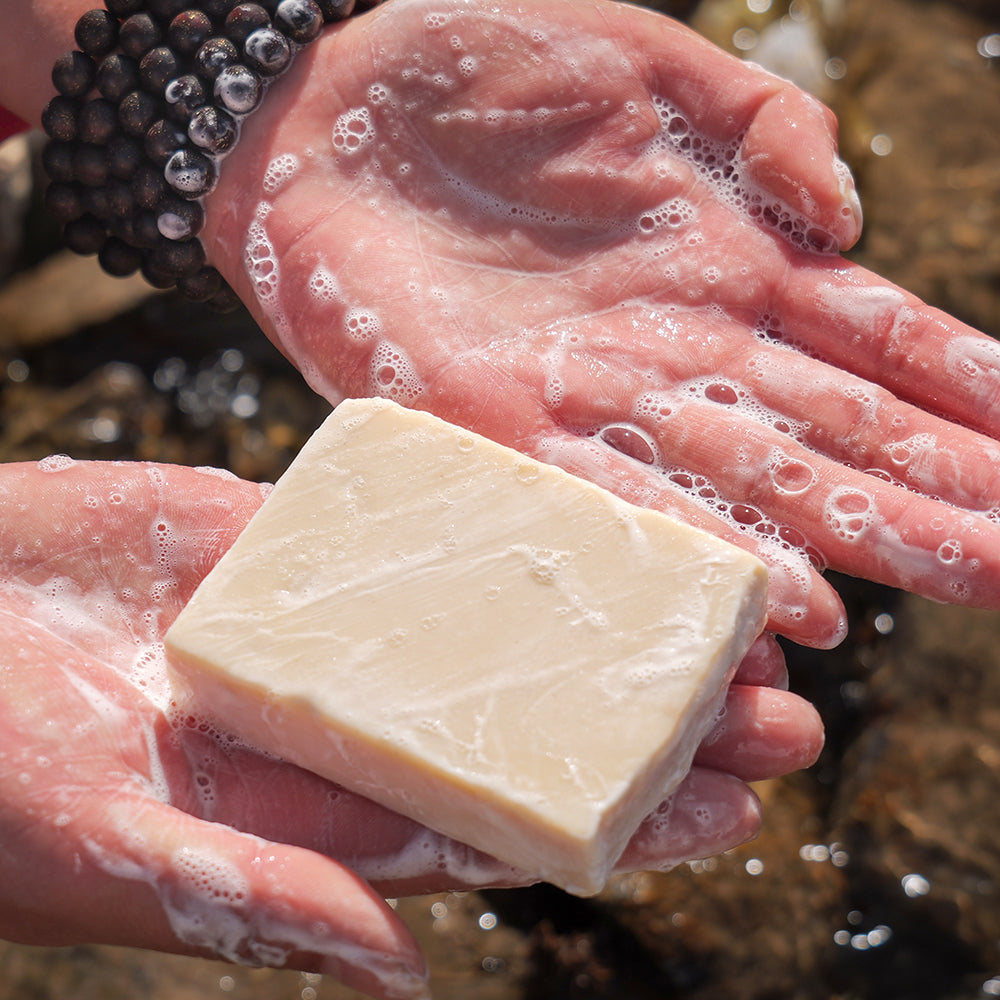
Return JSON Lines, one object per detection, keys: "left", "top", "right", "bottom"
{"left": 826, "top": 597, "right": 1000, "bottom": 999}
{"left": 834, "top": 0, "right": 1000, "bottom": 336}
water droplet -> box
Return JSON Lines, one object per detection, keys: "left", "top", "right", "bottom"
{"left": 599, "top": 425, "right": 657, "bottom": 464}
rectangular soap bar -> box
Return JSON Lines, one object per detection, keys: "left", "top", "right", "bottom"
{"left": 165, "top": 398, "right": 768, "bottom": 896}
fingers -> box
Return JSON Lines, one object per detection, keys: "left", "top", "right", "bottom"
{"left": 740, "top": 86, "right": 862, "bottom": 251}
{"left": 537, "top": 296, "right": 1000, "bottom": 620}
{"left": 694, "top": 685, "right": 824, "bottom": 781}
{"left": 533, "top": 430, "right": 848, "bottom": 647}
{"left": 189, "top": 742, "right": 761, "bottom": 896}
{"left": 640, "top": 397, "right": 1000, "bottom": 609}
{"left": 733, "top": 632, "right": 788, "bottom": 689}
{"left": 614, "top": 768, "right": 762, "bottom": 874}
{"left": 779, "top": 258, "right": 1000, "bottom": 440}
{"left": 180, "top": 648, "right": 818, "bottom": 896}
{"left": 625, "top": 3, "right": 861, "bottom": 249}
{"left": 729, "top": 333, "right": 1000, "bottom": 512}
{"left": 79, "top": 795, "right": 430, "bottom": 1000}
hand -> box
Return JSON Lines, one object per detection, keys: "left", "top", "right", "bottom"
{"left": 203, "top": 0, "right": 1000, "bottom": 650}
{"left": 0, "top": 458, "right": 820, "bottom": 999}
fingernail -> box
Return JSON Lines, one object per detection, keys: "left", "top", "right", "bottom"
{"left": 835, "top": 156, "right": 863, "bottom": 246}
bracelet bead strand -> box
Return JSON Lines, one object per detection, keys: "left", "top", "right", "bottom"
{"left": 42, "top": 0, "right": 370, "bottom": 311}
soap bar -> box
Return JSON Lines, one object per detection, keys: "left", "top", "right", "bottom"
{"left": 165, "top": 398, "right": 767, "bottom": 895}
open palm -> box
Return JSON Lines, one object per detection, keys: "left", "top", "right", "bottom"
{"left": 0, "top": 458, "right": 820, "bottom": 998}
{"left": 204, "top": 0, "right": 1000, "bottom": 649}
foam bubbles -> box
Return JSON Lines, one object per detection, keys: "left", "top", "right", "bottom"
{"left": 936, "top": 539, "right": 963, "bottom": 565}
{"left": 636, "top": 197, "right": 695, "bottom": 235}
{"left": 173, "top": 846, "right": 249, "bottom": 905}
{"left": 642, "top": 97, "right": 837, "bottom": 253}
{"left": 824, "top": 487, "right": 875, "bottom": 541}
{"left": 332, "top": 107, "right": 375, "bottom": 155}
{"left": 633, "top": 392, "right": 674, "bottom": 423}
{"left": 768, "top": 453, "right": 816, "bottom": 495}
{"left": 244, "top": 215, "right": 280, "bottom": 306}
{"left": 423, "top": 10, "right": 453, "bottom": 29}
{"left": 369, "top": 341, "right": 423, "bottom": 402}
{"left": 885, "top": 433, "right": 936, "bottom": 468}
{"left": 344, "top": 307, "right": 381, "bottom": 342}
{"left": 307, "top": 264, "right": 342, "bottom": 304}
{"left": 944, "top": 335, "right": 1000, "bottom": 414}
{"left": 262, "top": 153, "right": 299, "bottom": 194}
{"left": 599, "top": 424, "right": 658, "bottom": 465}
{"left": 37, "top": 454, "right": 76, "bottom": 473}
{"left": 525, "top": 547, "right": 571, "bottom": 585}
{"left": 367, "top": 82, "right": 390, "bottom": 106}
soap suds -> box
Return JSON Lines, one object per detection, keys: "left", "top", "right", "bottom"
{"left": 262, "top": 153, "right": 300, "bottom": 194}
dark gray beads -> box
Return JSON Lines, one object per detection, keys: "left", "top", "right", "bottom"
{"left": 44, "top": 0, "right": 371, "bottom": 310}
{"left": 132, "top": 161, "right": 169, "bottom": 207}
{"left": 119, "top": 89, "right": 159, "bottom": 135}
{"left": 194, "top": 36, "right": 239, "bottom": 77}
{"left": 75, "top": 9, "right": 120, "bottom": 57}
{"left": 169, "top": 10, "right": 213, "bottom": 54}
{"left": 41, "top": 96, "right": 79, "bottom": 142}
{"left": 149, "top": 0, "right": 191, "bottom": 22}
{"left": 108, "top": 135, "right": 145, "bottom": 178}
{"left": 165, "top": 147, "right": 217, "bottom": 197}
{"left": 119, "top": 12, "right": 162, "bottom": 58}
{"left": 157, "top": 196, "right": 204, "bottom": 239}
{"left": 177, "top": 265, "right": 224, "bottom": 301}
{"left": 106, "top": 178, "right": 136, "bottom": 216}
{"left": 78, "top": 98, "right": 120, "bottom": 143}
{"left": 165, "top": 73, "right": 208, "bottom": 120}
{"left": 42, "top": 142, "right": 78, "bottom": 183}
{"left": 243, "top": 26, "right": 290, "bottom": 75}
{"left": 140, "top": 45, "right": 182, "bottom": 90}
{"left": 202, "top": 0, "right": 241, "bottom": 22}
{"left": 131, "top": 210, "right": 164, "bottom": 247}
{"left": 96, "top": 53, "right": 139, "bottom": 101}
{"left": 81, "top": 183, "right": 114, "bottom": 219}
{"left": 64, "top": 214, "right": 108, "bottom": 254}
{"left": 315, "top": 0, "right": 356, "bottom": 20}
{"left": 52, "top": 51, "right": 97, "bottom": 98}
{"left": 99, "top": 236, "right": 144, "bottom": 275}
{"left": 224, "top": 3, "right": 270, "bottom": 45}
{"left": 45, "top": 182, "right": 86, "bottom": 223}
{"left": 73, "top": 143, "right": 111, "bottom": 186}
{"left": 188, "top": 105, "right": 238, "bottom": 153}
{"left": 274, "top": 0, "right": 322, "bottom": 43}
{"left": 106, "top": 0, "right": 147, "bottom": 15}
{"left": 149, "top": 234, "right": 206, "bottom": 276}
{"left": 145, "top": 117, "right": 188, "bottom": 164}
{"left": 214, "top": 64, "right": 262, "bottom": 114}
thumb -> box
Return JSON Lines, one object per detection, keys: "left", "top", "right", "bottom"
{"left": 741, "top": 85, "right": 863, "bottom": 251}
{"left": 84, "top": 794, "right": 430, "bottom": 1000}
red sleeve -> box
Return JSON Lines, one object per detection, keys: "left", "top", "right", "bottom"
{"left": 0, "top": 106, "right": 31, "bottom": 141}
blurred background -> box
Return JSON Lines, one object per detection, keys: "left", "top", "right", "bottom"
{"left": 1, "top": 0, "right": 999, "bottom": 997}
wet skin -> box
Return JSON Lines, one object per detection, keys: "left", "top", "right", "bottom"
{"left": 204, "top": 0, "right": 1000, "bottom": 649}
{"left": 0, "top": 460, "right": 819, "bottom": 999}
{"left": 2, "top": 0, "right": 998, "bottom": 995}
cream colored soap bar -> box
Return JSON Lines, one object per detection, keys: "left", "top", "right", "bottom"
{"left": 166, "top": 398, "right": 767, "bottom": 895}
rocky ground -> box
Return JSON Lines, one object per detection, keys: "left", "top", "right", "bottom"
{"left": 1, "top": 1, "right": 999, "bottom": 998}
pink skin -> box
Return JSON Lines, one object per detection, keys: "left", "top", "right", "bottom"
{"left": 9, "top": 0, "right": 997, "bottom": 992}
{"left": 0, "top": 460, "right": 821, "bottom": 999}
{"left": 201, "top": 0, "right": 1000, "bottom": 649}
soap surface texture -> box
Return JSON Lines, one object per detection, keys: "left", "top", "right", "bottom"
{"left": 165, "top": 398, "right": 768, "bottom": 895}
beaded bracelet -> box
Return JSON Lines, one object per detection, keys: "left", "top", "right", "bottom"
{"left": 41, "top": 0, "right": 371, "bottom": 312}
